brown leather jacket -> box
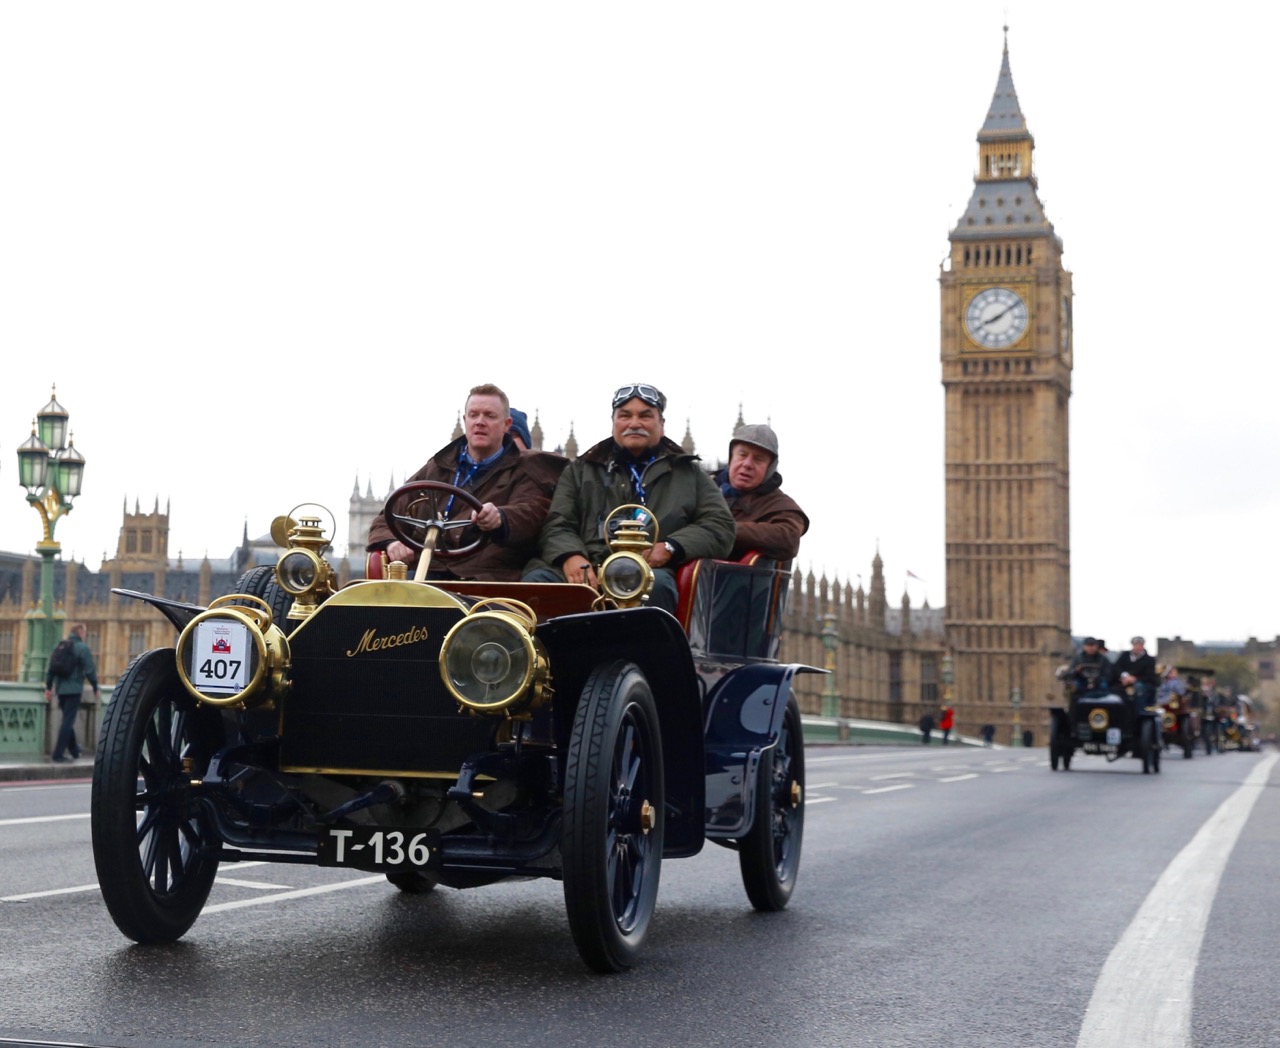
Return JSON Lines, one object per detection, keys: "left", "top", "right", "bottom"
{"left": 712, "top": 468, "right": 809, "bottom": 562}
{"left": 367, "top": 436, "right": 564, "bottom": 581}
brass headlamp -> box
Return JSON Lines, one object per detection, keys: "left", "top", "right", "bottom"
{"left": 175, "top": 595, "right": 290, "bottom": 708}
{"left": 597, "top": 504, "right": 657, "bottom": 608}
{"left": 439, "top": 598, "right": 550, "bottom": 717}
{"left": 271, "top": 509, "right": 337, "bottom": 620}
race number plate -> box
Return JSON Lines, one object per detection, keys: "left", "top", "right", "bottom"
{"left": 190, "top": 620, "right": 250, "bottom": 694}
{"left": 1105, "top": 727, "right": 1121, "bottom": 746}
{"left": 317, "top": 827, "right": 441, "bottom": 873}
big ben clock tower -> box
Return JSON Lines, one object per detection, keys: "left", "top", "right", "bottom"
{"left": 940, "top": 31, "right": 1073, "bottom": 739}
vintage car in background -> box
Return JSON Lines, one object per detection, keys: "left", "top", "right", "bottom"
{"left": 1216, "top": 694, "right": 1260, "bottom": 752}
{"left": 1049, "top": 664, "right": 1162, "bottom": 774}
{"left": 1159, "top": 665, "right": 1214, "bottom": 759}
{"left": 91, "top": 485, "right": 816, "bottom": 972}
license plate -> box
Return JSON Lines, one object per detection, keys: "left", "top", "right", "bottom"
{"left": 317, "top": 827, "right": 441, "bottom": 872}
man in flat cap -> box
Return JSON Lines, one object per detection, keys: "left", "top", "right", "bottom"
{"left": 712, "top": 422, "right": 808, "bottom": 562}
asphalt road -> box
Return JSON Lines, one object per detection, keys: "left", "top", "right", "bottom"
{"left": 1, "top": 744, "right": 1276, "bottom": 1048}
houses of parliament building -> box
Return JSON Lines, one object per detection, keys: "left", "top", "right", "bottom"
{"left": 1, "top": 40, "right": 1085, "bottom": 745}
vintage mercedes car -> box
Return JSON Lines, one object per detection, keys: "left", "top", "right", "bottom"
{"left": 90, "top": 484, "right": 815, "bottom": 972}
{"left": 1048, "top": 670, "right": 1163, "bottom": 774}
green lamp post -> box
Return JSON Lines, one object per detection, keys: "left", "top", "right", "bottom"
{"left": 820, "top": 610, "right": 839, "bottom": 717}
{"left": 16, "top": 387, "right": 86, "bottom": 683}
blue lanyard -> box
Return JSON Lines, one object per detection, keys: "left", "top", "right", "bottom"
{"left": 446, "top": 446, "right": 504, "bottom": 516}
{"left": 627, "top": 455, "right": 656, "bottom": 505}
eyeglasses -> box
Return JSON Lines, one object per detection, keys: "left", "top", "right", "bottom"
{"left": 612, "top": 383, "right": 666, "bottom": 412}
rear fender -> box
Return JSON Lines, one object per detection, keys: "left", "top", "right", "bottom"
{"left": 703, "top": 663, "right": 820, "bottom": 837}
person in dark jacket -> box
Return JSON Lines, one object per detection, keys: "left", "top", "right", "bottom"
{"left": 1114, "top": 635, "right": 1159, "bottom": 709}
{"left": 1064, "top": 637, "right": 1112, "bottom": 696}
{"left": 366, "top": 384, "right": 562, "bottom": 581}
{"left": 711, "top": 423, "right": 809, "bottom": 562}
{"left": 509, "top": 406, "right": 570, "bottom": 499}
{"left": 523, "top": 382, "right": 735, "bottom": 612}
{"left": 918, "top": 711, "right": 935, "bottom": 744}
{"left": 44, "top": 622, "right": 99, "bottom": 763}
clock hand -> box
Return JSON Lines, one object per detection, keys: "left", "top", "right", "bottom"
{"left": 982, "top": 303, "right": 1017, "bottom": 327}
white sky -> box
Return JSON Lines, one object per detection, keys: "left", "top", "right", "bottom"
{"left": 2, "top": 3, "right": 1277, "bottom": 651}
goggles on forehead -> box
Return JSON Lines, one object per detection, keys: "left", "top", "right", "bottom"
{"left": 612, "top": 383, "right": 666, "bottom": 412}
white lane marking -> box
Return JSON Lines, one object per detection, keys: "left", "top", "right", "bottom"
{"left": 939, "top": 774, "right": 979, "bottom": 783}
{"left": 862, "top": 784, "right": 914, "bottom": 795}
{"left": 807, "top": 781, "right": 840, "bottom": 788}
{"left": 214, "top": 877, "right": 294, "bottom": 890}
{"left": 203, "top": 875, "right": 385, "bottom": 913}
{"left": 2, "top": 884, "right": 99, "bottom": 902}
{"left": 869, "top": 773, "right": 916, "bottom": 781}
{"left": 807, "top": 796, "right": 837, "bottom": 805}
{"left": 0, "top": 813, "right": 89, "bottom": 828}
{"left": 1076, "top": 752, "right": 1278, "bottom": 1048}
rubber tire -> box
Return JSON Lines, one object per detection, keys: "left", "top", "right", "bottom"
{"left": 562, "top": 661, "right": 664, "bottom": 973}
{"left": 1153, "top": 734, "right": 1161, "bottom": 774}
{"left": 739, "top": 692, "right": 805, "bottom": 911}
{"left": 231, "top": 565, "right": 293, "bottom": 628}
{"left": 91, "top": 649, "right": 225, "bottom": 943}
{"left": 1050, "top": 746, "right": 1060, "bottom": 772}
{"left": 1182, "top": 719, "right": 1194, "bottom": 760}
{"left": 386, "top": 870, "right": 438, "bottom": 894}
{"left": 1140, "top": 720, "right": 1155, "bottom": 774}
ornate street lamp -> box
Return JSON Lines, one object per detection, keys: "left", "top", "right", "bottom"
{"left": 16, "top": 386, "right": 86, "bottom": 682}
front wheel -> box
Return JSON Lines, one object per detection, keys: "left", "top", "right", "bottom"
{"left": 1140, "top": 719, "right": 1157, "bottom": 775}
{"left": 563, "top": 661, "right": 664, "bottom": 973}
{"left": 739, "top": 692, "right": 805, "bottom": 911}
{"left": 91, "top": 649, "right": 226, "bottom": 943}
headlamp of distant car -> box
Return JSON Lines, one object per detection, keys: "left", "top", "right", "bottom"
{"left": 175, "top": 595, "right": 290, "bottom": 708}
{"left": 1087, "top": 708, "right": 1109, "bottom": 732}
{"left": 439, "top": 600, "right": 548, "bottom": 716}
{"left": 599, "top": 551, "right": 653, "bottom": 606}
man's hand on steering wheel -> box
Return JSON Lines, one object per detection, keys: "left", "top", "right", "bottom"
{"left": 471, "top": 501, "right": 503, "bottom": 532}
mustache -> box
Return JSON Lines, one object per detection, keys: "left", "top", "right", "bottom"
{"left": 622, "top": 427, "right": 650, "bottom": 436}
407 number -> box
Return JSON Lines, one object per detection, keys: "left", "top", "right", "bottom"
{"left": 198, "top": 658, "right": 242, "bottom": 680}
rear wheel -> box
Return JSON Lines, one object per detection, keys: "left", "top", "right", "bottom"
{"left": 563, "top": 661, "right": 664, "bottom": 973}
{"left": 1181, "top": 718, "right": 1194, "bottom": 759}
{"left": 739, "top": 693, "right": 805, "bottom": 911}
{"left": 386, "top": 870, "right": 437, "bottom": 893}
{"left": 91, "top": 649, "right": 225, "bottom": 943}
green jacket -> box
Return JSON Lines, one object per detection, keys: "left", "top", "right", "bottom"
{"left": 45, "top": 634, "right": 99, "bottom": 697}
{"left": 532, "top": 436, "right": 735, "bottom": 570}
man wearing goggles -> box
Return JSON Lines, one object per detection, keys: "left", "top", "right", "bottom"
{"left": 523, "top": 382, "right": 734, "bottom": 612}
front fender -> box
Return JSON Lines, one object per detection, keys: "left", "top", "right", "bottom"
{"left": 111, "top": 588, "right": 207, "bottom": 632}
{"left": 703, "top": 662, "right": 821, "bottom": 837}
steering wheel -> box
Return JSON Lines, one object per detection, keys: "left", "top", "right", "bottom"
{"left": 383, "top": 480, "right": 488, "bottom": 560}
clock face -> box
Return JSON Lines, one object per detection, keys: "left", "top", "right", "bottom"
{"left": 965, "top": 287, "right": 1029, "bottom": 349}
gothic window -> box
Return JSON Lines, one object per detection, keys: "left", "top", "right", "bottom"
{"left": 128, "top": 625, "right": 146, "bottom": 661}
{"left": 920, "top": 653, "right": 938, "bottom": 705}
{"left": 142, "top": 533, "right": 153, "bottom": 554}
{"left": 126, "top": 531, "right": 137, "bottom": 554}
{"left": 888, "top": 652, "right": 902, "bottom": 704}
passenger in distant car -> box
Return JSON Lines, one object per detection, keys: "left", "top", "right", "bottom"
{"left": 1114, "top": 635, "right": 1159, "bottom": 710}
{"left": 367, "top": 383, "right": 561, "bottom": 581}
{"left": 522, "top": 382, "right": 734, "bottom": 613}
{"left": 711, "top": 423, "right": 808, "bottom": 562}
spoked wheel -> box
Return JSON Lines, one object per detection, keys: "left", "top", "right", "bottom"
{"left": 563, "top": 661, "right": 664, "bottom": 973}
{"left": 386, "top": 870, "right": 438, "bottom": 894}
{"left": 91, "top": 649, "right": 226, "bottom": 943}
{"left": 739, "top": 692, "right": 805, "bottom": 911}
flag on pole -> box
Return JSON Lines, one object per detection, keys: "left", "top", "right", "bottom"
{"left": 906, "top": 570, "right": 924, "bottom": 581}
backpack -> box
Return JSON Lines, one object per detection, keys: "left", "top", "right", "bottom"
{"left": 48, "top": 638, "right": 78, "bottom": 679}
